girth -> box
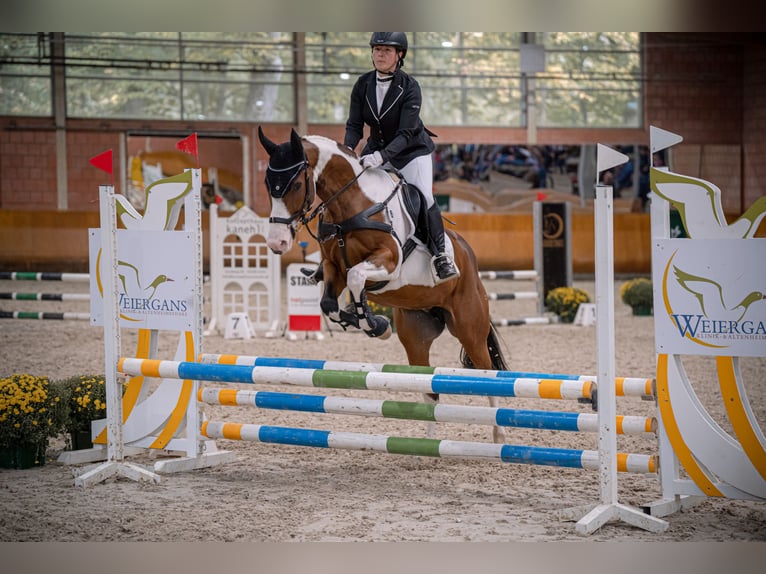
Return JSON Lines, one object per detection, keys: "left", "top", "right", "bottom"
{"left": 317, "top": 202, "right": 392, "bottom": 241}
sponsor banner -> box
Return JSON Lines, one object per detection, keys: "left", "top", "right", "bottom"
{"left": 653, "top": 238, "right": 766, "bottom": 357}
{"left": 89, "top": 229, "right": 197, "bottom": 330}
{"left": 287, "top": 263, "right": 322, "bottom": 332}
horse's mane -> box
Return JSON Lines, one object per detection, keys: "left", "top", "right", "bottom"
{"left": 304, "top": 134, "right": 358, "bottom": 164}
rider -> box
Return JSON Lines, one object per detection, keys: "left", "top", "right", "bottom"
{"left": 343, "top": 32, "right": 460, "bottom": 285}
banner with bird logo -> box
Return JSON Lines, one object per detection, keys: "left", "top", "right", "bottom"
{"left": 653, "top": 238, "right": 766, "bottom": 357}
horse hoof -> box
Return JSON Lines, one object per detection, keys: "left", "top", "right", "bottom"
{"left": 365, "top": 316, "right": 391, "bottom": 339}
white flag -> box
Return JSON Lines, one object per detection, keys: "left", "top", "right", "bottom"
{"left": 650, "top": 125, "right": 683, "bottom": 154}
{"left": 596, "top": 143, "right": 629, "bottom": 179}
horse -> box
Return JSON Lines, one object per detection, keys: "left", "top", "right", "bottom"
{"left": 257, "top": 127, "right": 510, "bottom": 443}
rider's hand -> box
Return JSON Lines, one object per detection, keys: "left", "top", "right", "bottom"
{"left": 360, "top": 151, "right": 383, "bottom": 169}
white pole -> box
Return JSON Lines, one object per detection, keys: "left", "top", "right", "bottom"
{"left": 573, "top": 149, "right": 668, "bottom": 534}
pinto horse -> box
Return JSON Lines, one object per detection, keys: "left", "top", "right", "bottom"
{"left": 258, "top": 128, "right": 510, "bottom": 442}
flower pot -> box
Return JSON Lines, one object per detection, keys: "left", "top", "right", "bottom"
{"left": 631, "top": 305, "right": 653, "bottom": 316}
{"left": 69, "top": 430, "right": 93, "bottom": 450}
{"left": 0, "top": 442, "right": 47, "bottom": 469}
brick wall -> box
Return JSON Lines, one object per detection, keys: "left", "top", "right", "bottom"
{"left": 0, "top": 128, "right": 58, "bottom": 209}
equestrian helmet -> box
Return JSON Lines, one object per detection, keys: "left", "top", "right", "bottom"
{"left": 369, "top": 32, "right": 408, "bottom": 64}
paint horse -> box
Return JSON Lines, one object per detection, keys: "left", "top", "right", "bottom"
{"left": 258, "top": 127, "right": 510, "bottom": 442}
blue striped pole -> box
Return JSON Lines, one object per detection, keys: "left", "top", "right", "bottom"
{"left": 119, "top": 358, "right": 594, "bottom": 401}
{"left": 198, "top": 353, "right": 654, "bottom": 399}
{"left": 199, "top": 387, "right": 656, "bottom": 436}
{"left": 200, "top": 420, "right": 657, "bottom": 474}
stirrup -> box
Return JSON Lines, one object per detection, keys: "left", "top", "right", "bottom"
{"left": 431, "top": 253, "right": 460, "bottom": 285}
{"left": 300, "top": 265, "right": 323, "bottom": 283}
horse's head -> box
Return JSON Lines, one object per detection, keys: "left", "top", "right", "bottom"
{"left": 257, "top": 126, "right": 314, "bottom": 254}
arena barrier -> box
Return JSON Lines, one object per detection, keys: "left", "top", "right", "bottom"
{"left": 197, "top": 353, "right": 655, "bottom": 400}
{"left": 0, "top": 271, "right": 91, "bottom": 320}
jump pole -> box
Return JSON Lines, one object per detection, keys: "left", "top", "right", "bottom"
{"left": 199, "top": 420, "right": 656, "bottom": 473}
{"left": 0, "top": 311, "right": 90, "bottom": 320}
{"left": 0, "top": 271, "right": 90, "bottom": 282}
{"left": 198, "top": 387, "right": 656, "bottom": 436}
{"left": 0, "top": 292, "right": 90, "bottom": 301}
{"left": 197, "top": 353, "right": 655, "bottom": 400}
{"left": 118, "top": 358, "right": 596, "bottom": 403}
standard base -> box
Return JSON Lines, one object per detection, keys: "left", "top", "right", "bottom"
{"left": 154, "top": 450, "right": 236, "bottom": 474}
{"left": 559, "top": 502, "right": 669, "bottom": 535}
{"left": 74, "top": 461, "right": 161, "bottom": 488}
{"left": 641, "top": 495, "right": 704, "bottom": 517}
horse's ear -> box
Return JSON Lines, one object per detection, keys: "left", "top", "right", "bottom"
{"left": 257, "top": 126, "right": 277, "bottom": 156}
{"left": 290, "top": 128, "right": 304, "bottom": 157}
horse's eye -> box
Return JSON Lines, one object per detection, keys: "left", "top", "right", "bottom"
{"left": 292, "top": 181, "right": 302, "bottom": 191}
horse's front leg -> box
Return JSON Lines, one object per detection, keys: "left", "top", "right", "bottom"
{"left": 346, "top": 258, "right": 394, "bottom": 340}
{"left": 319, "top": 262, "right": 350, "bottom": 327}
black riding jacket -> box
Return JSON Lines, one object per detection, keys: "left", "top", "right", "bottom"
{"left": 343, "top": 69, "right": 435, "bottom": 170}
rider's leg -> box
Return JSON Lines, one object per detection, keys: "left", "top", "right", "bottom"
{"left": 399, "top": 154, "right": 459, "bottom": 284}
{"left": 425, "top": 203, "right": 459, "bottom": 283}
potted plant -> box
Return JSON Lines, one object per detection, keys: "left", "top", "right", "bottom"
{"left": 0, "top": 373, "right": 66, "bottom": 468}
{"left": 544, "top": 286, "right": 591, "bottom": 324}
{"left": 60, "top": 374, "right": 107, "bottom": 450}
{"left": 621, "top": 277, "right": 654, "bottom": 315}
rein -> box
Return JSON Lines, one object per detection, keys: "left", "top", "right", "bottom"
{"left": 301, "top": 165, "right": 371, "bottom": 236}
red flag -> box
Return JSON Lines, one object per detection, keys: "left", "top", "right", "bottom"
{"left": 176, "top": 133, "right": 199, "bottom": 167}
{"left": 536, "top": 191, "right": 548, "bottom": 202}
{"left": 89, "top": 149, "right": 113, "bottom": 174}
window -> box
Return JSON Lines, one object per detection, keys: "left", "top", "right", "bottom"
{"left": 537, "top": 33, "right": 642, "bottom": 128}
{"left": 0, "top": 33, "right": 52, "bottom": 116}
{"left": 63, "top": 32, "right": 294, "bottom": 121}
{"left": 0, "top": 32, "right": 642, "bottom": 128}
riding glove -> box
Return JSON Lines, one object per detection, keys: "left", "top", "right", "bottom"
{"left": 360, "top": 151, "right": 383, "bottom": 168}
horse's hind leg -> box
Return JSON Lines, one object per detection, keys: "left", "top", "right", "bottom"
{"left": 447, "top": 302, "right": 509, "bottom": 444}
{"left": 394, "top": 308, "right": 445, "bottom": 438}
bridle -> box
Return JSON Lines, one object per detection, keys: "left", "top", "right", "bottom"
{"left": 266, "top": 150, "right": 373, "bottom": 241}
{"left": 265, "top": 158, "right": 313, "bottom": 238}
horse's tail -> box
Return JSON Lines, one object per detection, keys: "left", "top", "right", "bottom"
{"left": 460, "top": 323, "right": 510, "bottom": 371}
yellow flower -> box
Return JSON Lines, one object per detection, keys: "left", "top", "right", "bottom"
{"left": 61, "top": 375, "right": 109, "bottom": 434}
{"left": 621, "top": 277, "right": 653, "bottom": 308}
{"left": 544, "top": 286, "right": 591, "bottom": 323}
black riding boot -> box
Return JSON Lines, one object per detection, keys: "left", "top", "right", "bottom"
{"left": 426, "top": 204, "right": 460, "bottom": 284}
